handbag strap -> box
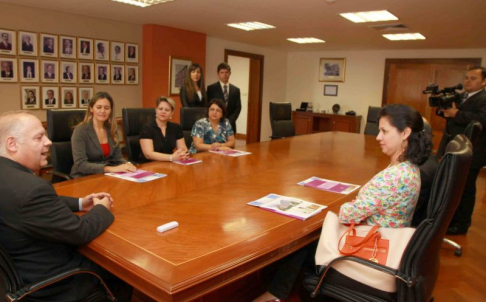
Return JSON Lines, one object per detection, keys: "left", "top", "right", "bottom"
{"left": 338, "top": 224, "right": 381, "bottom": 255}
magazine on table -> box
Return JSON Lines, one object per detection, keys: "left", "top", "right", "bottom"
{"left": 105, "top": 169, "right": 166, "bottom": 183}
{"left": 248, "top": 193, "right": 326, "bottom": 220}
{"left": 173, "top": 158, "right": 202, "bottom": 165}
{"left": 209, "top": 149, "right": 251, "bottom": 157}
{"left": 298, "top": 176, "right": 360, "bottom": 195}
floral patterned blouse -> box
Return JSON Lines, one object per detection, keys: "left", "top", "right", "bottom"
{"left": 339, "top": 161, "right": 420, "bottom": 228}
{"left": 189, "top": 117, "right": 234, "bottom": 154}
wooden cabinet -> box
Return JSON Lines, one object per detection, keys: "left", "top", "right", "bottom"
{"left": 292, "top": 111, "right": 362, "bottom": 135}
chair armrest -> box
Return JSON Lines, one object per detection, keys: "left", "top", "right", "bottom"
{"left": 6, "top": 267, "right": 115, "bottom": 302}
{"left": 50, "top": 171, "right": 72, "bottom": 181}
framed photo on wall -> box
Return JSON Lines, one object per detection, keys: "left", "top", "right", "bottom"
{"left": 111, "top": 41, "right": 124, "bottom": 62}
{"left": 78, "top": 37, "right": 93, "bottom": 60}
{"left": 40, "top": 33, "right": 58, "bottom": 58}
{"left": 126, "top": 65, "right": 138, "bottom": 85}
{"left": 95, "top": 63, "right": 110, "bottom": 84}
{"left": 18, "top": 31, "right": 37, "bottom": 56}
{"left": 79, "top": 87, "right": 93, "bottom": 108}
{"left": 0, "top": 57, "right": 18, "bottom": 82}
{"left": 324, "top": 84, "right": 338, "bottom": 96}
{"left": 78, "top": 62, "right": 94, "bottom": 84}
{"left": 60, "top": 61, "right": 77, "bottom": 83}
{"left": 125, "top": 43, "right": 138, "bottom": 63}
{"left": 21, "top": 86, "right": 40, "bottom": 110}
{"left": 41, "top": 60, "right": 59, "bottom": 83}
{"left": 61, "top": 87, "right": 77, "bottom": 108}
{"left": 41, "top": 86, "right": 59, "bottom": 109}
{"left": 0, "top": 28, "right": 16, "bottom": 55}
{"left": 59, "top": 35, "right": 76, "bottom": 59}
{"left": 169, "top": 56, "right": 191, "bottom": 95}
{"left": 94, "top": 40, "right": 109, "bottom": 61}
{"left": 111, "top": 64, "right": 124, "bottom": 84}
{"left": 319, "top": 58, "right": 346, "bottom": 82}
{"left": 20, "top": 58, "right": 39, "bottom": 83}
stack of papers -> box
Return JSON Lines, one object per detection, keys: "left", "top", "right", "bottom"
{"left": 209, "top": 149, "right": 251, "bottom": 157}
{"left": 248, "top": 193, "right": 326, "bottom": 220}
{"left": 298, "top": 177, "right": 360, "bottom": 194}
{"left": 105, "top": 169, "right": 166, "bottom": 183}
{"left": 173, "top": 158, "right": 202, "bottom": 165}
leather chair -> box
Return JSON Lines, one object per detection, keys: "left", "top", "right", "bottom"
{"left": 304, "top": 134, "right": 473, "bottom": 302}
{"left": 364, "top": 106, "right": 381, "bottom": 136}
{"left": 122, "top": 108, "right": 155, "bottom": 163}
{"left": 0, "top": 244, "right": 115, "bottom": 302}
{"left": 269, "top": 102, "right": 295, "bottom": 139}
{"left": 180, "top": 107, "right": 207, "bottom": 148}
{"left": 46, "top": 109, "right": 85, "bottom": 183}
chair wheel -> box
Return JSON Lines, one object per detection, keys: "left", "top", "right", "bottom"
{"left": 454, "top": 249, "right": 462, "bottom": 257}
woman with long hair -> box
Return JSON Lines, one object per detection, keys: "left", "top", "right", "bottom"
{"left": 180, "top": 63, "right": 207, "bottom": 107}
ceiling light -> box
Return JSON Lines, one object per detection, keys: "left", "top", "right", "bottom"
{"left": 383, "top": 33, "right": 426, "bottom": 41}
{"left": 340, "top": 10, "right": 398, "bottom": 23}
{"left": 287, "top": 38, "right": 325, "bottom": 44}
{"left": 112, "top": 0, "right": 174, "bottom": 8}
{"left": 227, "top": 22, "right": 276, "bottom": 31}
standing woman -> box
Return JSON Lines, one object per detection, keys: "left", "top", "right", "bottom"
{"left": 140, "top": 96, "right": 189, "bottom": 162}
{"left": 71, "top": 91, "right": 136, "bottom": 178}
{"left": 190, "top": 99, "right": 235, "bottom": 153}
{"left": 180, "top": 63, "right": 207, "bottom": 107}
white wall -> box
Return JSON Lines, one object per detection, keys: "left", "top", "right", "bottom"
{"left": 287, "top": 48, "right": 486, "bottom": 133}
{"left": 228, "top": 55, "right": 249, "bottom": 135}
{"left": 206, "top": 37, "right": 288, "bottom": 142}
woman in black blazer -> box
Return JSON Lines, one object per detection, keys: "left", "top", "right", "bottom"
{"left": 180, "top": 63, "right": 207, "bottom": 107}
{"left": 71, "top": 91, "right": 136, "bottom": 178}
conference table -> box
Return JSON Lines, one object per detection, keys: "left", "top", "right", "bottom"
{"left": 54, "top": 132, "right": 388, "bottom": 301}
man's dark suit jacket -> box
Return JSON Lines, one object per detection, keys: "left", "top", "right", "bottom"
{"left": 207, "top": 82, "right": 242, "bottom": 133}
{"left": 98, "top": 74, "right": 107, "bottom": 80}
{"left": 82, "top": 72, "right": 91, "bottom": 80}
{"left": 114, "top": 74, "right": 122, "bottom": 81}
{"left": 1, "top": 70, "right": 13, "bottom": 78}
{"left": 0, "top": 157, "right": 114, "bottom": 301}
{"left": 44, "top": 72, "right": 54, "bottom": 79}
{"left": 43, "top": 45, "right": 54, "bottom": 53}
{"left": 0, "top": 42, "right": 12, "bottom": 50}
{"left": 63, "top": 72, "right": 73, "bottom": 79}
{"left": 44, "top": 98, "right": 56, "bottom": 105}
{"left": 439, "top": 89, "right": 486, "bottom": 168}
{"left": 22, "top": 42, "right": 33, "bottom": 52}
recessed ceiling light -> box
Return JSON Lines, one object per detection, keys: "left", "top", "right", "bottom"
{"left": 383, "top": 33, "right": 426, "bottom": 41}
{"left": 227, "top": 22, "right": 276, "bottom": 31}
{"left": 340, "top": 10, "right": 398, "bottom": 23}
{"left": 287, "top": 38, "right": 325, "bottom": 44}
{"left": 112, "top": 0, "right": 174, "bottom": 8}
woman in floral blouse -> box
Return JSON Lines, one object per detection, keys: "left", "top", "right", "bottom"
{"left": 189, "top": 98, "right": 235, "bottom": 153}
{"left": 254, "top": 104, "right": 432, "bottom": 302}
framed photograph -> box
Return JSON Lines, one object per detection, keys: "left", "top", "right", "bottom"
{"left": 111, "top": 64, "right": 124, "bottom": 84}
{"left": 324, "top": 85, "right": 338, "bottom": 96}
{"left": 95, "top": 63, "right": 110, "bottom": 84}
{"left": 78, "top": 62, "right": 94, "bottom": 84}
{"left": 19, "top": 58, "right": 39, "bottom": 83}
{"left": 169, "top": 56, "right": 191, "bottom": 95}
{"left": 40, "top": 33, "right": 58, "bottom": 58}
{"left": 111, "top": 41, "right": 124, "bottom": 62}
{"left": 125, "top": 65, "right": 138, "bottom": 85}
{"left": 79, "top": 87, "right": 93, "bottom": 108}
{"left": 41, "top": 86, "right": 59, "bottom": 109}
{"left": 21, "top": 86, "right": 40, "bottom": 110}
{"left": 94, "top": 40, "right": 109, "bottom": 61}
{"left": 41, "top": 60, "right": 59, "bottom": 83}
{"left": 59, "top": 35, "right": 76, "bottom": 59}
{"left": 78, "top": 37, "right": 93, "bottom": 60}
{"left": 61, "top": 87, "right": 77, "bottom": 108}
{"left": 319, "top": 58, "right": 346, "bottom": 82}
{"left": 18, "top": 31, "right": 37, "bottom": 56}
{"left": 125, "top": 43, "right": 138, "bottom": 63}
{"left": 0, "top": 29, "right": 16, "bottom": 55}
{"left": 0, "top": 57, "right": 18, "bottom": 82}
{"left": 60, "top": 61, "right": 77, "bottom": 83}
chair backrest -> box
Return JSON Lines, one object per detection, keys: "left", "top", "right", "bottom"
{"left": 464, "top": 120, "right": 482, "bottom": 147}
{"left": 122, "top": 108, "right": 155, "bottom": 163}
{"left": 180, "top": 107, "right": 207, "bottom": 148}
{"left": 397, "top": 134, "right": 472, "bottom": 301}
{"left": 46, "top": 109, "right": 85, "bottom": 181}
{"left": 269, "top": 102, "right": 295, "bottom": 139}
{"left": 0, "top": 244, "right": 23, "bottom": 299}
{"left": 363, "top": 106, "right": 381, "bottom": 136}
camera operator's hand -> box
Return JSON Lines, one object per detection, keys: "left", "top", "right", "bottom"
{"left": 439, "top": 102, "right": 459, "bottom": 118}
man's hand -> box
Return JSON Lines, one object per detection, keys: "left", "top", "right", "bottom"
{"left": 81, "top": 192, "right": 113, "bottom": 211}
{"left": 439, "top": 102, "right": 459, "bottom": 118}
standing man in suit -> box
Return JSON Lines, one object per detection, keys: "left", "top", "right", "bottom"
{"left": 63, "top": 65, "right": 73, "bottom": 80}
{"left": 0, "top": 33, "right": 12, "bottom": 50}
{"left": 0, "top": 111, "right": 132, "bottom": 301}
{"left": 439, "top": 66, "right": 486, "bottom": 235}
{"left": 207, "top": 63, "right": 242, "bottom": 133}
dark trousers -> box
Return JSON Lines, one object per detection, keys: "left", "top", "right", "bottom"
{"left": 451, "top": 167, "right": 481, "bottom": 229}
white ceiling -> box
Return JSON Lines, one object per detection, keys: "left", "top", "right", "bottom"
{"left": 3, "top": 0, "right": 486, "bottom": 52}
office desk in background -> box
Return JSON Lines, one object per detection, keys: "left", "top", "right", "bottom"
{"left": 54, "top": 132, "right": 387, "bottom": 301}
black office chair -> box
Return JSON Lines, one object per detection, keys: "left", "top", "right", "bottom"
{"left": 363, "top": 106, "right": 381, "bottom": 136}
{"left": 46, "top": 109, "right": 85, "bottom": 183}
{"left": 122, "top": 108, "right": 155, "bottom": 164}
{"left": 269, "top": 102, "right": 295, "bottom": 139}
{"left": 180, "top": 107, "right": 207, "bottom": 148}
{"left": 0, "top": 245, "right": 115, "bottom": 302}
{"left": 304, "top": 134, "right": 473, "bottom": 302}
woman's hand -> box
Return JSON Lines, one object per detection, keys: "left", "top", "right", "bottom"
{"left": 217, "top": 146, "right": 232, "bottom": 151}
{"left": 210, "top": 142, "right": 222, "bottom": 150}
{"left": 105, "top": 162, "right": 137, "bottom": 173}
{"left": 172, "top": 149, "right": 189, "bottom": 161}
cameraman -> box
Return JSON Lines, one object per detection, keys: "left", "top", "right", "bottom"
{"left": 439, "top": 66, "right": 486, "bottom": 235}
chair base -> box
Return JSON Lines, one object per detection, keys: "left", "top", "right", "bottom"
{"left": 443, "top": 238, "right": 462, "bottom": 257}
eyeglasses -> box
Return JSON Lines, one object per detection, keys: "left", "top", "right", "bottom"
{"left": 209, "top": 108, "right": 223, "bottom": 113}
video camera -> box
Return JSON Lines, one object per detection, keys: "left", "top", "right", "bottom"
{"left": 423, "top": 83, "right": 463, "bottom": 110}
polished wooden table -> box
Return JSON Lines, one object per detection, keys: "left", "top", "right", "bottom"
{"left": 54, "top": 132, "right": 388, "bottom": 301}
